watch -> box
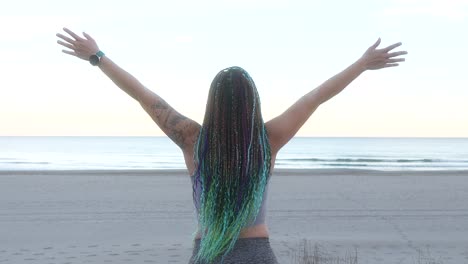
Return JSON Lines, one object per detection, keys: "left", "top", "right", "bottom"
{"left": 89, "top": 51, "right": 105, "bottom": 66}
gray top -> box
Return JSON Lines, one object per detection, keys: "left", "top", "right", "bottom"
{"left": 190, "top": 175, "right": 269, "bottom": 227}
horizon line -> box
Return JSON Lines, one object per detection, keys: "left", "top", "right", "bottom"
{"left": 1, "top": 135, "right": 467, "bottom": 139}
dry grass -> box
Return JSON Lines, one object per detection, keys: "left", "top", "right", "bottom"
{"left": 290, "top": 239, "right": 358, "bottom": 264}
{"left": 414, "top": 247, "right": 444, "bottom": 264}
{"left": 289, "top": 239, "right": 444, "bottom": 264}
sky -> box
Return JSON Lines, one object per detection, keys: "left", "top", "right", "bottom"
{"left": 0, "top": 0, "right": 467, "bottom": 137}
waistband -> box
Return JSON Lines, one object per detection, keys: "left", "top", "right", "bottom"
{"left": 194, "top": 237, "right": 270, "bottom": 241}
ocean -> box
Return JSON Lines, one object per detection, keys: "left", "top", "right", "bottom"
{"left": 1, "top": 137, "right": 468, "bottom": 171}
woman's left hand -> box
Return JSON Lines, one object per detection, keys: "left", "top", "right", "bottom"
{"left": 56, "top": 27, "right": 100, "bottom": 61}
{"left": 359, "top": 38, "right": 408, "bottom": 70}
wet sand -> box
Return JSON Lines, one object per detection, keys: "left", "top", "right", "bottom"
{"left": 1, "top": 169, "right": 468, "bottom": 263}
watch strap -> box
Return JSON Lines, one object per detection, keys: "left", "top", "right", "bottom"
{"left": 96, "top": 50, "right": 105, "bottom": 58}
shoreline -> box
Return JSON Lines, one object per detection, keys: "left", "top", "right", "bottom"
{"left": 1, "top": 168, "right": 468, "bottom": 176}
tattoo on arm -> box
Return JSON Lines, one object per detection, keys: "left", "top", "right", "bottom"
{"left": 150, "top": 98, "right": 190, "bottom": 149}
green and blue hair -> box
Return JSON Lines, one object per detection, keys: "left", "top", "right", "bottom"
{"left": 191, "top": 66, "right": 272, "bottom": 263}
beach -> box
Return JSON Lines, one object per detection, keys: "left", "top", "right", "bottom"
{"left": 1, "top": 169, "right": 468, "bottom": 263}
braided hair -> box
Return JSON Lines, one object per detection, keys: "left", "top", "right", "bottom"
{"left": 191, "top": 66, "right": 272, "bottom": 263}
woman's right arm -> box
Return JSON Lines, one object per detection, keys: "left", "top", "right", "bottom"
{"left": 56, "top": 28, "right": 200, "bottom": 151}
{"left": 265, "top": 38, "right": 407, "bottom": 154}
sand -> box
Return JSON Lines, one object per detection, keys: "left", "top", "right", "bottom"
{"left": 1, "top": 169, "right": 468, "bottom": 264}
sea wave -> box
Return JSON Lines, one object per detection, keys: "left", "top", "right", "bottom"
{"left": 279, "top": 158, "right": 451, "bottom": 163}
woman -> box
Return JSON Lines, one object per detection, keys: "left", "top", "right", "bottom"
{"left": 56, "top": 28, "right": 407, "bottom": 264}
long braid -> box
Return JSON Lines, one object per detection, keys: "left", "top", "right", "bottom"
{"left": 191, "top": 66, "right": 271, "bottom": 263}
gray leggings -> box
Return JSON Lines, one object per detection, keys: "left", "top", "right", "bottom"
{"left": 188, "top": 237, "right": 279, "bottom": 264}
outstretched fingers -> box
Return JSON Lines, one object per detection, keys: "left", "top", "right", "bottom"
{"left": 386, "top": 58, "right": 405, "bottom": 63}
{"left": 57, "top": 40, "right": 74, "bottom": 50}
{"left": 362, "top": 38, "right": 407, "bottom": 70}
{"left": 381, "top": 42, "right": 402, "bottom": 53}
{"left": 56, "top": 33, "right": 75, "bottom": 44}
{"left": 63, "top": 27, "right": 83, "bottom": 41}
{"left": 82, "top": 32, "right": 94, "bottom": 41}
{"left": 56, "top": 35, "right": 77, "bottom": 57}
{"left": 383, "top": 63, "right": 399, "bottom": 68}
{"left": 386, "top": 50, "right": 408, "bottom": 58}
{"left": 369, "top": 38, "right": 381, "bottom": 50}
{"left": 56, "top": 27, "right": 100, "bottom": 61}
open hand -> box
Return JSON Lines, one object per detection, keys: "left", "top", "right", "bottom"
{"left": 56, "top": 27, "right": 100, "bottom": 61}
{"left": 359, "top": 38, "right": 408, "bottom": 70}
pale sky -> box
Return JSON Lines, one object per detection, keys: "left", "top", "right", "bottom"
{"left": 1, "top": 0, "right": 467, "bottom": 137}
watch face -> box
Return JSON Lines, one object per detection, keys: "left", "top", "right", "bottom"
{"left": 89, "top": 55, "right": 100, "bottom": 66}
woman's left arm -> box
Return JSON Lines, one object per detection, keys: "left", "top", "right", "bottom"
{"left": 312, "top": 38, "right": 407, "bottom": 105}
{"left": 265, "top": 38, "right": 407, "bottom": 153}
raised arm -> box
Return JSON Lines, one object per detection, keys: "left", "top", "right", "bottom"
{"left": 265, "top": 38, "right": 407, "bottom": 154}
{"left": 56, "top": 28, "right": 200, "bottom": 151}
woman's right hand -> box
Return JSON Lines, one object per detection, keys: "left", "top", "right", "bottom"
{"left": 358, "top": 38, "right": 408, "bottom": 71}
{"left": 56, "top": 27, "right": 100, "bottom": 61}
